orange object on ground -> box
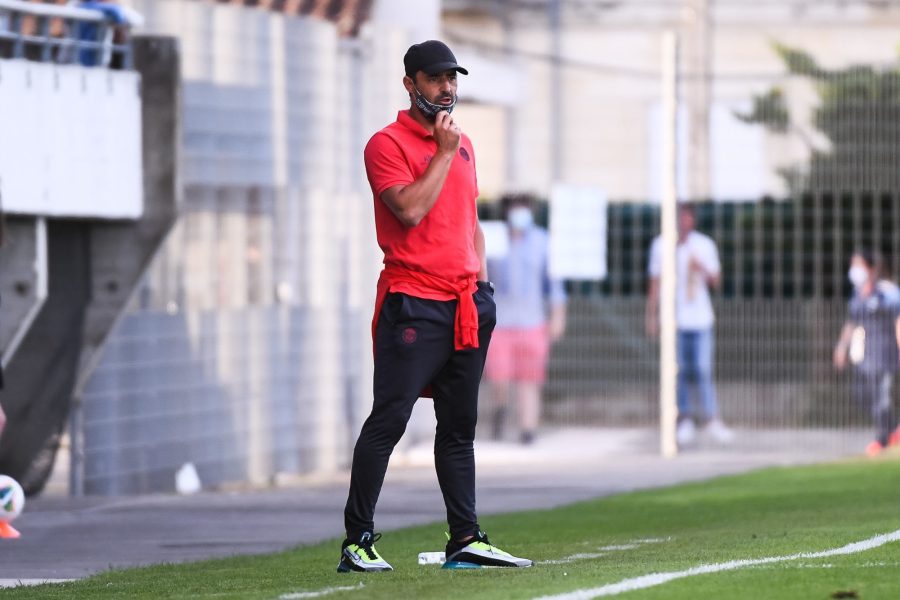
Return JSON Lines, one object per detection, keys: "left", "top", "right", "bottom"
{"left": 865, "top": 440, "right": 883, "bottom": 457}
{"left": 0, "top": 520, "right": 20, "bottom": 539}
{"left": 889, "top": 427, "right": 900, "bottom": 448}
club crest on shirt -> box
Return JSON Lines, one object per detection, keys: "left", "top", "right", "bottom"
{"left": 459, "top": 147, "right": 470, "bottom": 161}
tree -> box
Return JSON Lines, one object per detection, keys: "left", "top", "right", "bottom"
{"left": 736, "top": 43, "right": 900, "bottom": 195}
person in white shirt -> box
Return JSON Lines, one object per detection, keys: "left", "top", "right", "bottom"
{"left": 645, "top": 204, "right": 733, "bottom": 446}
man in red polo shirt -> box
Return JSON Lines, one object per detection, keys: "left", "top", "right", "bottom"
{"left": 337, "top": 40, "right": 532, "bottom": 573}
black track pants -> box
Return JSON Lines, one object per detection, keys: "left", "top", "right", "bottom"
{"left": 344, "top": 282, "right": 496, "bottom": 540}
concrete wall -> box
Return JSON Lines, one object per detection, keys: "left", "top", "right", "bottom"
{"left": 0, "top": 36, "right": 179, "bottom": 495}
{"left": 0, "top": 218, "right": 47, "bottom": 368}
{"left": 75, "top": 1, "right": 424, "bottom": 494}
{"left": 0, "top": 219, "right": 92, "bottom": 493}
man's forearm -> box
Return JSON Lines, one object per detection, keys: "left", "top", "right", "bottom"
{"left": 895, "top": 318, "right": 900, "bottom": 352}
{"left": 644, "top": 278, "right": 660, "bottom": 336}
{"left": 835, "top": 322, "right": 854, "bottom": 353}
{"left": 646, "top": 279, "right": 660, "bottom": 318}
{"left": 382, "top": 150, "right": 455, "bottom": 227}
{"left": 549, "top": 303, "right": 567, "bottom": 340}
{"left": 696, "top": 260, "right": 721, "bottom": 289}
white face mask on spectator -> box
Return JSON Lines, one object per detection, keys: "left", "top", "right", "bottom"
{"left": 848, "top": 266, "right": 869, "bottom": 288}
{"left": 507, "top": 207, "right": 533, "bottom": 231}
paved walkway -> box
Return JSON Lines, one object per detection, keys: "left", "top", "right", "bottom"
{"left": 0, "top": 427, "right": 870, "bottom": 584}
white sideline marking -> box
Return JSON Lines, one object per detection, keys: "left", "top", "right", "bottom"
{"left": 543, "top": 553, "right": 606, "bottom": 565}
{"left": 752, "top": 560, "right": 900, "bottom": 570}
{"left": 280, "top": 582, "right": 364, "bottom": 599}
{"left": 535, "top": 529, "right": 900, "bottom": 600}
{"left": 542, "top": 538, "right": 669, "bottom": 565}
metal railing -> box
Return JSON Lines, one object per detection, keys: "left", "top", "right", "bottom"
{"left": 0, "top": 0, "right": 141, "bottom": 68}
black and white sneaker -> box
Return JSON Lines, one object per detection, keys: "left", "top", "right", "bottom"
{"left": 337, "top": 531, "right": 393, "bottom": 573}
{"left": 445, "top": 530, "right": 533, "bottom": 568}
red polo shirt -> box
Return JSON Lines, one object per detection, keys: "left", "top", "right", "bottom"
{"left": 364, "top": 110, "right": 481, "bottom": 350}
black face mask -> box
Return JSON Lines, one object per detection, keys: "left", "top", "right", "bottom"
{"left": 413, "top": 87, "right": 456, "bottom": 121}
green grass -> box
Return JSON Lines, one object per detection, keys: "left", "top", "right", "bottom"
{"left": 5, "top": 457, "right": 900, "bottom": 599}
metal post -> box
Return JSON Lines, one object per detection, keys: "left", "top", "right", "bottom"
{"left": 548, "top": 0, "right": 562, "bottom": 183}
{"left": 94, "top": 21, "right": 107, "bottom": 67}
{"left": 68, "top": 393, "right": 84, "bottom": 496}
{"left": 120, "top": 29, "right": 134, "bottom": 71}
{"left": 499, "top": 0, "right": 516, "bottom": 188}
{"left": 684, "top": 0, "right": 712, "bottom": 200}
{"left": 11, "top": 11, "right": 23, "bottom": 58}
{"left": 38, "top": 15, "right": 51, "bottom": 62}
{"left": 660, "top": 31, "right": 680, "bottom": 458}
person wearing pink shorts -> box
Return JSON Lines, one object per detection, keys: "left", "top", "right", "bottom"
{"left": 485, "top": 193, "right": 566, "bottom": 444}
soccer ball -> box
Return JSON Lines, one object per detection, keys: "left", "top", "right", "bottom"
{"left": 0, "top": 475, "right": 25, "bottom": 522}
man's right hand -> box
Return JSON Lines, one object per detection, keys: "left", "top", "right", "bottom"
{"left": 433, "top": 110, "right": 461, "bottom": 154}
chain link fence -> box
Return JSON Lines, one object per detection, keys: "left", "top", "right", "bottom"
{"left": 536, "top": 197, "right": 899, "bottom": 454}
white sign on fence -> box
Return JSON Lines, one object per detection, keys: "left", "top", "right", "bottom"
{"left": 479, "top": 219, "right": 510, "bottom": 260}
{"left": 548, "top": 183, "right": 607, "bottom": 280}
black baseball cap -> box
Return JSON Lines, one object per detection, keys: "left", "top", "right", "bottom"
{"left": 403, "top": 40, "right": 468, "bottom": 78}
